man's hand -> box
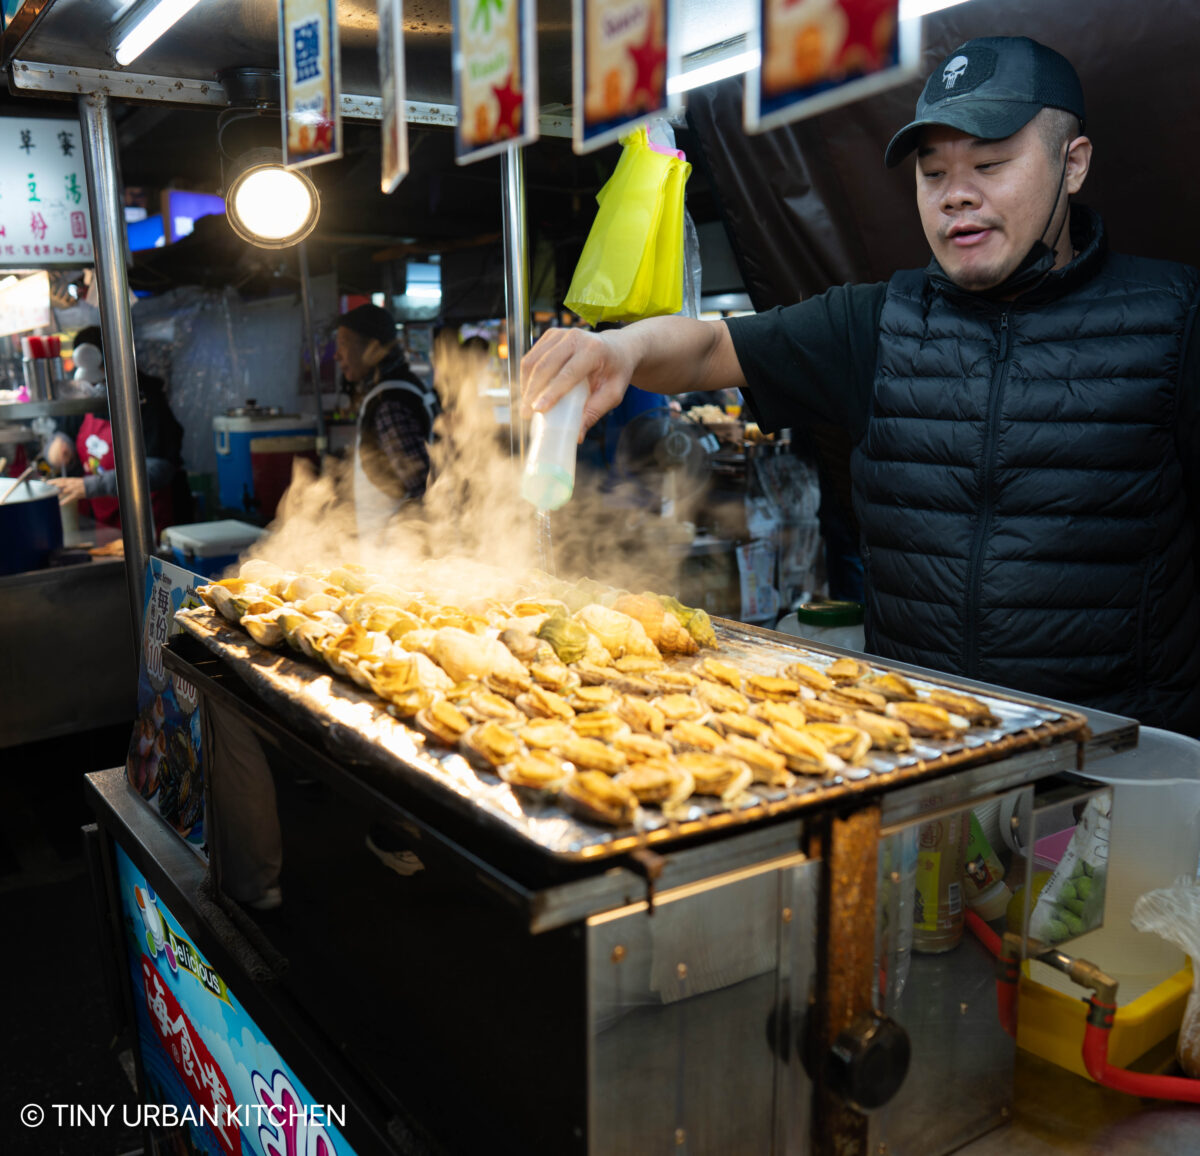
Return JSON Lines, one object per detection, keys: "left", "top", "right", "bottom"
{"left": 520, "top": 328, "right": 635, "bottom": 436}
{"left": 46, "top": 476, "right": 86, "bottom": 505}
{"left": 45, "top": 432, "right": 76, "bottom": 470}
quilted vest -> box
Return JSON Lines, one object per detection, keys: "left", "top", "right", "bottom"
{"left": 853, "top": 209, "right": 1200, "bottom": 733}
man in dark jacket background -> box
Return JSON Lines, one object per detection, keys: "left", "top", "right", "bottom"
{"left": 521, "top": 36, "right": 1200, "bottom": 734}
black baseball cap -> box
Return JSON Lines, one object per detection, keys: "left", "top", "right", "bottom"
{"left": 337, "top": 303, "right": 397, "bottom": 345}
{"left": 884, "top": 36, "right": 1085, "bottom": 168}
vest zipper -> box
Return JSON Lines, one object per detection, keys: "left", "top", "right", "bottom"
{"left": 964, "top": 312, "right": 1011, "bottom": 678}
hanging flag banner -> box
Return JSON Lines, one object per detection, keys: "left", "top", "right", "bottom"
{"left": 452, "top": 0, "right": 539, "bottom": 164}
{"left": 279, "top": 0, "right": 343, "bottom": 167}
{"left": 378, "top": 0, "right": 409, "bottom": 192}
{"left": 0, "top": 116, "right": 93, "bottom": 266}
{"left": 572, "top": 0, "right": 676, "bottom": 154}
{"left": 745, "top": 0, "right": 919, "bottom": 134}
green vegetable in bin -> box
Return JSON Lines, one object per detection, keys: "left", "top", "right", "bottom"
{"left": 1029, "top": 795, "right": 1111, "bottom": 945}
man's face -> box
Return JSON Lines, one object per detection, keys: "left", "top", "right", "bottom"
{"left": 915, "top": 118, "right": 1072, "bottom": 292}
{"left": 335, "top": 327, "right": 367, "bottom": 385}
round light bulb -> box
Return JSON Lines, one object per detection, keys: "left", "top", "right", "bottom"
{"left": 231, "top": 166, "right": 316, "bottom": 243}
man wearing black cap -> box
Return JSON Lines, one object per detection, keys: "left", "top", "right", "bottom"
{"left": 335, "top": 303, "right": 441, "bottom": 535}
{"left": 521, "top": 36, "right": 1200, "bottom": 734}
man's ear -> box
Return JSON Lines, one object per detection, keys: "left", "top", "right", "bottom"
{"left": 1065, "top": 135, "right": 1092, "bottom": 196}
{"left": 361, "top": 337, "right": 387, "bottom": 368}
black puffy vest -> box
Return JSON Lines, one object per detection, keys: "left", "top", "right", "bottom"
{"left": 852, "top": 210, "right": 1200, "bottom": 733}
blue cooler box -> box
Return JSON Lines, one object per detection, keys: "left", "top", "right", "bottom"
{"left": 214, "top": 405, "right": 316, "bottom": 514}
{"left": 162, "top": 519, "right": 264, "bottom": 579}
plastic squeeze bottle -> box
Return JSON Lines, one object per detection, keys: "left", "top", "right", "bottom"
{"left": 521, "top": 382, "right": 589, "bottom": 511}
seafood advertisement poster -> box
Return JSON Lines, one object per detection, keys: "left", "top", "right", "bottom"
{"left": 573, "top": 0, "right": 676, "bottom": 153}
{"left": 745, "top": 0, "right": 919, "bottom": 134}
{"left": 126, "top": 558, "right": 206, "bottom": 854}
{"left": 452, "top": 0, "right": 538, "bottom": 163}
{"left": 115, "top": 846, "right": 357, "bottom": 1156}
{"left": 378, "top": 0, "right": 409, "bottom": 193}
{"left": 279, "top": 0, "right": 343, "bottom": 167}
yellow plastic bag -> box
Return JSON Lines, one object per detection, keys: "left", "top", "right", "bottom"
{"left": 565, "top": 127, "right": 691, "bottom": 325}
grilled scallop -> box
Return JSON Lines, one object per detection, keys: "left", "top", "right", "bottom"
{"left": 615, "top": 759, "right": 695, "bottom": 808}
{"left": 562, "top": 771, "right": 641, "bottom": 827}
{"left": 858, "top": 672, "right": 920, "bottom": 703}
{"left": 571, "top": 710, "right": 630, "bottom": 743}
{"left": 384, "top": 687, "right": 437, "bottom": 719}
{"left": 516, "top": 684, "right": 576, "bottom": 722}
{"left": 613, "top": 654, "right": 666, "bottom": 674}
{"left": 801, "top": 723, "right": 872, "bottom": 765}
{"left": 485, "top": 666, "right": 533, "bottom": 699}
{"left": 570, "top": 685, "right": 619, "bottom": 711}
{"left": 781, "top": 662, "right": 835, "bottom": 692}
{"left": 743, "top": 674, "right": 802, "bottom": 703}
{"left": 924, "top": 689, "right": 1000, "bottom": 727}
{"left": 500, "top": 750, "right": 573, "bottom": 800}
{"left": 710, "top": 711, "right": 771, "bottom": 741}
{"left": 529, "top": 659, "right": 581, "bottom": 694}
{"left": 644, "top": 669, "right": 701, "bottom": 693}
{"left": 677, "top": 753, "right": 754, "bottom": 801}
{"left": 820, "top": 686, "right": 888, "bottom": 713}
{"left": 827, "top": 657, "right": 874, "bottom": 684}
{"left": 240, "top": 609, "right": 286, "bottom": 649}
{"left": 764, "top": 724, "right": 834, "bottom": 775}
{"left": 800, "top": 698, "right": 851, "bottom": 724}
{"left": 668, "top": 720, "right": 726, "bottom": 754}
{"left": 652, "top": 694, "right": 709, "bottom": 725}
{"left": 852, "top": 710, "right": 913, "bottom": 752}
{"left": 616, "top": 695, "right": 666, "bottom": 736}
{"left": 519, "top": 718, "right": 577, "bottom": 750}
{"left": 694, "top": 679, "right": 751, "bottom": 714}
{"left": 751, "top": 700, "right": 809, "bottom": 729}
{"left": 719, "top": 737, "right": 795, "bottom": 787}
{"left": 554, "top": 736, "right": 627, "bottom": 775}
{"left": 462, "top": 688, "right": 524, "bottom": 725}
{"left": 613, "top": 732, "right": 674, "bottom": 762}
{"left": 695, "top": 657, "right": 745, "bottom": 689}
{"left": 415, "top": 698, "right": 472, "bottom": 745}
{"left": 459, "top": 722, "right": 523, "bottom": 770}
{"left": 886, "top": 701, "right": 970, "bottom": 739}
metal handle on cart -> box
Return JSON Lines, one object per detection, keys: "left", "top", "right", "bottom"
{"left": 824, "top": 1012, "right": 912, "bottom": 1113}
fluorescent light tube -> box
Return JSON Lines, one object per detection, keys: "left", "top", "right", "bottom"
{"left": 667, "top": 49, "right": 762, "bottom": 95}
{"left": 114, "top": 0, "right": 203, "bottom": 67}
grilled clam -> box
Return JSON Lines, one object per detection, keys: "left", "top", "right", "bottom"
{"left": 297, "top": 591, "right": 344, "bottom": 616}
{"left": 197, "top": 583, "right": 238, "bottom": 621}
{"left": 613, "top": 732, "right": 674, "bottom": 762}
{"left": 616, "top": 696, "right": 666, "bottom": 736}
{"left": 383, "top": 608, "right": 425, "bottom": 641}
{"left": 644, "top": 669, "right": 701, "bottom": 693}
{"left": 499, "top": 750, "right": 573, "bottom": 800}
{"left": 615, "top": 759, "right": 695, "bottom": 808}
{"left": 695, "top": 679, "right": 751, "bottom": 714}
{"left": 764, "top": 724, "right": 835, "bottom": 775}
{"left": 462, "top": 688, "right": 524, "bottom": 725}
{"left": 485, "top": 666, "right": 534, "bottom": 699}
{"left": 782, "top": 662, "right": 835, "bottom": 692}
{"left": 677, "top": 753, "right": 754, "bottom": 801}
{"left": 415, "top": 698, "right": 472, "bottom": 745}
{"left": 668, "top": 720, "right": 725, "bottom": 754}
{"left": 852, "top": 710, "right": 913, "bottom": 752}
{"left": 555, "top": 736, "right": 627, "bottom": 775}
{"left": 828, "top": 657, "right": 874, "bottom": 684}
{"left": 743, "top": 674, "right": 802, "bottom": 703}
{"left": 570, "top": 684, "right": 619, "bottom": 711}
{"left": 384, "top": 687, "right": 437, "bottom": 719}
{"left": 799, "top": 698, "right": 851, "bottom": 724}
{"left": 459, "top": 721, "right": 522, "bottom": 770}
{"left": 241, "top": 609, "right": 286, "bottom": 648}
{"left": 751, "top": 700, "right": 809, "bottom": 729}
{"left": 278, "top": 612, "right": 335, "bottom": 659}
{"left": 886, "top": 701, "right": 969, "bottom": 739}
{"left": 820, "top": 686, "right": 888, "bottom": 713}
{"left": 432, "top": 627, "right": 527, "bottom": 684}
{"left": 695, "top": 657, "right": 744, "bottom": 689}
{"left": 614, "top": 654, "right": 666, "bottom": 674}
{"left": 571, "top": 710, "right": 630, "bottom": 742}
{"left": 925, "top": 689, "right": 1000, "bottom": 727}
{"left": 516, "top": 684, "right": 576, "bottom": 721}
{"left": 652, "top": 694, "right": 708, "bottom": 724}
{"left": 858, "top": 673, "right": 920, "bottom": 703}
{"left": 283, "top": 574, "right": 340, "bottom": 603}
{"left": 529, "top": 659, "right": 581, "bottom": 694}
{"left": 573, "top": 660, "right": 622, "bottom": 686}
{"left": 237, "top": 558, "right": 287, "bottom": 588}
{"left": 710, "top": 711, "right": 771, "bottom": 741}
{"left": 498, "top": 627, "right": 553, "bottom": 666}
{"left": 612, "top": 593, "right": 699, "bottom": 656}
{"left": 576, "top": 603, "right": 662, "bottom": 660}
{"left": 561, "top": 771, "right": 641, "bottom": 827}
{"left": 519, "top": 719, "right": 577, "bottom": 750}
{"left": 719, "top": 737, "right": 795, "bottom": 787}
{"left": 366, "top": 656, "right": 425, "bottom": 700}
{"left": 802, "top": 723, "right": 872, "bottom": 764}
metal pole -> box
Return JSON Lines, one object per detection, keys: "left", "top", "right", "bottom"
{"left": 500, "top": 147, "right": 529, "bottom": 460}
{"left": 78, "top": 92, "right": 154, "bottom": 644}
{"left": 297, "top": 241, "right": 328, "bottom": 455}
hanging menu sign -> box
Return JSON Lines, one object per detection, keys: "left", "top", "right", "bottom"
{"left": 452, "top": 0, "right": 539, "bottom": 164}
{"left": 573, "top": 0, "right": 675, "bottom": 154}
{"left": 0, "top": 117, "right": 93, "bottom": 267}
{"left": 745, "top": 0, "right": 918, "bottom": 134}
{"left": 279, "top": 0, "right": 343, "bottom": 167}
{"left": 378, "top": 0, "right": 409, "bottom": 192}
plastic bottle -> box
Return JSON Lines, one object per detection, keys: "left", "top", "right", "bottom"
{"left": 962, "top": 811, "right": 1012, "bottom": 920}
{"left": 521, "top": 382, "right": 589, "bottom": 511}
{"left": 913, "top": 811, "right": 968, "bottom": 953}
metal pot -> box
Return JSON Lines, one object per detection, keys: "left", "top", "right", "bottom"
{"left": 0, "top": 478, "right": 64, "bottom": 574}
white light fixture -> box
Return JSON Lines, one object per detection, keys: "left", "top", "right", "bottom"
{"left": 113, "top": 0, "right": 204, "bottom": 67}
{"left": 668, "top": 49, "right": 762, "bottom": 96}
{"left": 898, "top": 0, "right": 970, "bottom": 18}
{"left": 224, "top": 149, "right": 321, "bottom": 250}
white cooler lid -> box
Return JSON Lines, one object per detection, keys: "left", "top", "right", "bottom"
{"left": 213, "top": 413, "right": 316, "bottom": 433}
{"left": 163, "top": 519, "right": 264, "bottom": 557}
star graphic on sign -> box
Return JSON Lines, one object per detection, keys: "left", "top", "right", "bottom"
{"left": 491, "top": 72, "right": 524, "bottom": 139}
{"left": 627, "top": 14, "right": 667, "bottom": 110}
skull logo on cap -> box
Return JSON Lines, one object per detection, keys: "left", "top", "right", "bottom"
{"left": 943, "top": 56, "right": 969, "bottom": 89}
